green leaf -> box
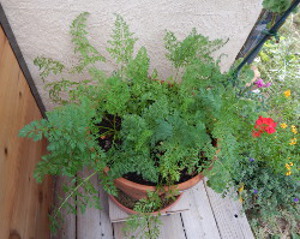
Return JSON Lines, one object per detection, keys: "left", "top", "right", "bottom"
{"left": 107, "top": 14, "right": 138, "bottom": 68}
{"left": 70, "top": 12, "right": 106, "bottom": 73}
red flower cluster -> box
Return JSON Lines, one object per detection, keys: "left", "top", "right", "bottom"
{"left": 252, "top": 116, "right": 277, "bottom": 137}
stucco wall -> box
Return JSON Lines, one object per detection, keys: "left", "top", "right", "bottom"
{"left": 2, "top": 0, "right": 263, "bottom": 110}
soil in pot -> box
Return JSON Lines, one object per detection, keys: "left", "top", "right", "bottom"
{"left": 122, "top": 167, "right": 200, "bottom": 186}
{"left": 96, "top": 114, "right": 122, "bottom": 151}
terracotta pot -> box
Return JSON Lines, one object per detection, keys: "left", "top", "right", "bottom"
{"left": 108, "top": 193, "right": 183, "bottom": 215}
{"left": 104, "top": 167, "right": 205, "bottom": 200}
{"left": 104, "top": 138, "right": 220, "bottom": 199}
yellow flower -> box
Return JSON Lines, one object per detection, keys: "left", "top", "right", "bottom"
{"left": 238, "top": 185, "right": 244, "bottom": 193}
{"left": 289, "top": 162, "right": 294, "bottom": 166}
{"left": 280, "top": 123, "right": 288, "bottom": 129}
{"left": 286, "top": 171, "right": 292, "bottom": 176}
{"left": 289, "top": 138, "right": 297, "bottom": 145}
{"left": 291, "top": 125, "right": 298, "bottom": 134}
{"left": 285, "top": 163, "right": 291, "bottom": 170}
{"left": 284, "top": 90, "right": 291, "bottom": 98}
{"left": 239, "top": 196, "right": 244, "bottom": 203}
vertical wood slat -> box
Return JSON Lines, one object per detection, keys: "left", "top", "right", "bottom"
{"left": 53, "top": 173, "right": 114, "bottom": 239}
{"left": 204, "top": 179, "right": 254, "bottom": 239}
{"left": 51, "top": 176, "right": 76, "bottom": 239}
{"left": 181, "top": 181, "right": 221, "bottom": 239}
{"left": 77, "top": 170, "right": 114, "bottom": 239}
{"left": 0, "top": 25, "right": 52, "bottom": 239}
{"left": 112, "top": 205, "right": 187, "bottom": 238}
{"left": 113, "top": 214, "right": 187, "bottom": 239}
{"left": 158, "top": 214, "right": 186, "bottom": 239}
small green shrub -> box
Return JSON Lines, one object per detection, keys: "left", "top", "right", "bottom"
{"left": 19, "top": 12, "right": 300, "bottom": 238}
{"left": 229, "top": 14, "right": 300, "bottom": 239}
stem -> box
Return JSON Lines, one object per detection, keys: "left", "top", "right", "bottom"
{"left": 54, "top": 172, "right": 97, "bottom": 217}
{"left": 239, "top": 84, "right": 255, "bottom": 96}
{"left": 103, "top": 116, "right": 115, "bottom": 127}
{"left": 96, "top": 125, "right": 114, "bottom": 131}
{"left": 113, "top": 114, "right": 117, "bottom": 131}
{"left": 215, "top": 157, "right": 232, "bottom": 174}
{"left": 113, "top": 115, "right": 118, "bottom": 142}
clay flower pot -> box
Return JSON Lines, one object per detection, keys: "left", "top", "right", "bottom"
{"left": 104, "top": 167, "right": 205, "bottom": 200}
{"left": 104, "top": 146, "right": 220, "bottom": 200}
{"left": 108, "top": 193, "right": 183, "bottom": 215}
{"left": 117, "top": 172, "right": 203, "bottom": 200}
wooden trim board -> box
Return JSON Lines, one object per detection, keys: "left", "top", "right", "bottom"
{"left": 0, "top": 25, "right": 52, "bottom": 239}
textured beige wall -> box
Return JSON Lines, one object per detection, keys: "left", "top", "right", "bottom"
{"left": 2, "top": 0, "right": 262, "bottom": 110}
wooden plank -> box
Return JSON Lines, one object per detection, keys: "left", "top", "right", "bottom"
{"left": 113, "top": 221, "right": 141, "bottom": 239}
{"left": 20, "top": 72, "right": 52, "bottom": 239}
{"left": 111, "top": 193, "right": 188, "bottom": 239}
{"left": 158, "top": 214, "right": 186, "bottom": 239}
{"left": 109, "top": 192, "right": 190, "bottom": 223}
{"left": 181, "top": 181, "right": 221, "bottom": 239}
{"left": 77, "top": 170, "right": 114, "bottom": 239}
{"left": 113, "top": 222, "right": 125, "bottom": 239}
{"left": 204, "top": 179, "right": 254, "bottom": 239}
{"left": 0, "top": 35, "right": 52, "bottom": 239}
{"left": 113, "top": 213, "right": 186, "bottom": 239}
{"left": 96, "top": 181, "right": 114, "bottom": 239}
{"left": 23, "top": 138, "right": 52, "bottom": 239}
{"left": 35, "top": 169, "right": 53, "bottom": 238}
{"left": 0, "top": 38, "right": 23, "bottom": 239}
{"left": 51, "top": 176, "right": 76, "bottom": 239}
{"left": 227, "top": 198, "right": 255, "bottom": 239}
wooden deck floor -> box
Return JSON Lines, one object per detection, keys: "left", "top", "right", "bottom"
{"left": 52, "top": 176, "right": 254, "bottom": 239}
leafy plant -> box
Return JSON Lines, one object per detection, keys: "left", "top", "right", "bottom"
{"left": 21, "top": 12, "right": 238, "bottom": 189}
{"left": 123, "top": 192, "right": 165, "bottom": 239}
{"left": 19, "top": 12, "right": 295, "bottom": 238}
{"left": 223, "top": 14, "right": 300, "bottom": 239}
{"left": 262, "top": 0, "right": 292, "bottom": 13}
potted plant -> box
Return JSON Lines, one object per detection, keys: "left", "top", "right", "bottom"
{"left": 19, "top": 12, "right": 262, "bottom": 236}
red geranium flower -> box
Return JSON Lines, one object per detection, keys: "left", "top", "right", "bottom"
{"left": 252, "top": 116, "right": 277, "bottom": 137}
{"left": 255, "top": 116, "right": 277, "bottom": 128}
{"left": 264, "top": 125, "right": 276, "bottom": 134}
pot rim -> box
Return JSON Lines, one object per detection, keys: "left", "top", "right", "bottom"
{"left": 104, "top": 167, "right": 204, "bottom": 191}
{"left": 108, "top": 193, "right": 183, "bottom": 215}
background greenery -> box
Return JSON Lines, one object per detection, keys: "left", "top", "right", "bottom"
{"left": 233, "top": 14, "right": 300, "bottom": 239}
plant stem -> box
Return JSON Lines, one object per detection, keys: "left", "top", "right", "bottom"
{"left": 96, "top": 125, "right": 114, "bottom": 130}
{"left": 54, "top": 172, "right": 97, "bottom": 217}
